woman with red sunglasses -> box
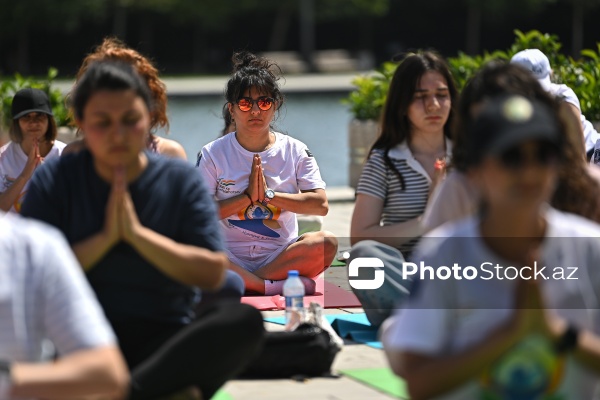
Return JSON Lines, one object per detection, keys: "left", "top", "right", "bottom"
{"left": 197, "top": 51, "right": 338, "bottom": 295}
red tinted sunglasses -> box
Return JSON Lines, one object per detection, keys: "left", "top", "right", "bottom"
{"left": 236, "top": 96, "right": 275, "bottom": 112}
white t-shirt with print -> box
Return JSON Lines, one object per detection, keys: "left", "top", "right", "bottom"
{"left": 0, "top": 140, "right": 66, "bottom": 212}
{"left": 197, "top": 132, "right": 325, "bottom": 252}
{"left": 385, "top": 208, "right": 600, "bottom": 400}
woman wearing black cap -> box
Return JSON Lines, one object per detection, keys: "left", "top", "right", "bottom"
{"left": 383, "top": 94, "right": 600, "bottom": 399}
{"left": 0, "top": 88, "right": 65, "bottom": 212}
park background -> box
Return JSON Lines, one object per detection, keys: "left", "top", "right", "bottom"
{"left": 1, "top": 0, "right": 599, "bottom": 76}
{"left": 1, "top": 0, "right": 599, "bottom": 187}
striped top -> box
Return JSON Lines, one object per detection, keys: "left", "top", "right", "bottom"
{"left": 356, "top": 141, "right": 451, "bottom": 257}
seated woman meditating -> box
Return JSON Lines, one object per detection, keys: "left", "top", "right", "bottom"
{"left": 21, "top": 60, "right": 264, "bottom": 399}
{"left": 0, "top": 88, "right": 66, "bottom": 213}
{"left": 347, "top": 50, "right": 458, "bottom": 327}
{"left": 197, "top": 51, "right": 338, "bottom": 295}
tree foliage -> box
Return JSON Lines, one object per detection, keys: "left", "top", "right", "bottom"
{"left": 0, "top": 0, "right": 106, "bottom": 35}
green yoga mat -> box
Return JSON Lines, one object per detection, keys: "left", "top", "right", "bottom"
{"left": 331, "top": 258, "right": 346, "bottom": 267}
{"left": 210, "top": 390, "right": 234, "bottom": 400}
{"left": 340, "top": 367, "right": 409, "bottom": 399}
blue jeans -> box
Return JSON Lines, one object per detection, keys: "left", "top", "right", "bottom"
{"left": 347, "top": 240, "right": 413, "bottom": 328}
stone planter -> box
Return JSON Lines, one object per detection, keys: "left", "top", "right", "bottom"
{"left": 348, "top": 119, "right": 380, "bottom": 188}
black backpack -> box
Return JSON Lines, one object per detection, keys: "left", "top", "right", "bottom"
{"left": 237, "top": 322, "right": 341, "bottom": 378}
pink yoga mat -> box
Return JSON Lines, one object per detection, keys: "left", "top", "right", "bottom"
{"left": 241, "top": 277, "right": 362, "bottom": 310}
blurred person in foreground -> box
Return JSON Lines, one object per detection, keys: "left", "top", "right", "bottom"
{"left": 63, "top": 37, "right": 187, "bottom": 160}
{"left": 383, "top": 94, "right": 600, "bottom": 399}
{"left": 423, "top": 61, "right": 600, "bottom": 231}
{"left": 0, "top": 211, "right": 128, "bottom": 399}
{"left": 21, "top": 60, "right": 264, "bottom": 399}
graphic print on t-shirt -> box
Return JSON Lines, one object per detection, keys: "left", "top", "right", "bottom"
{"left": 228, "top": 203, "right": 282, "bottom": 238}
{"left": 480, "top": 335, "right": 565, "bottom": 399}
{"left": 1, "top": 174, "right": 26, "bottom": 212}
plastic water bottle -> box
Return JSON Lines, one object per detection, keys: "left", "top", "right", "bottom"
{"left": 283, "top": 270, "right": 305, "bottom": 330}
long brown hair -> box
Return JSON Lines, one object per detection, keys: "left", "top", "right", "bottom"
{"left": 369, "top": 50, "right": 458, "bottom": 190}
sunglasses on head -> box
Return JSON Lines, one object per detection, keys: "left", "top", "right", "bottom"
{"left": 498, "top": 141, "right": 559, "bottom": 170}
{"left": 236, "top": 96, "right": 275, "bottom": 112}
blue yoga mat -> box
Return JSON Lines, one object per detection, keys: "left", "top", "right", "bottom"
{"left": 264, "top": 313, "right": 382, "bottom": 349}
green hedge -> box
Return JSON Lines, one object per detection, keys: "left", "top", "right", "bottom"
{"left": 0, "top": 68, "right": 70, "bottom": 131}
{"left": 344, "top": 30, "right": 600, "bottom": 122}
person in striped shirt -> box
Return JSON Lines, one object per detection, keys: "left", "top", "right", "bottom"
{"left": 348, "top": 50, "right": 458, "bottom": 327}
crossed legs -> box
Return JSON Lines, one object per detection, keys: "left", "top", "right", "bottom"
{"left": 229, "top": 230, "right": 338, "bottom": 294}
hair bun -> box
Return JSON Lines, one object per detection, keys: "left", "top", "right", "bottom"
{"left": 231, "top": 51, "right": 277, "bottom": 74}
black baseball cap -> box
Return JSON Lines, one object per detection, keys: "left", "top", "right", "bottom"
{"left": 466, "top": 94, "right": 561, "bottom": 165}
{"left": 11, "top": 88, "right": 53, "bottom": 120}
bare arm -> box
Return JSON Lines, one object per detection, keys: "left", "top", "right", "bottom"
{"left": 350, "top": 193, "right": 424, "bottom": 247}
{"left": 10, "top": 346, "right": 128, "bottom": 399}
{"left": 268, "top": 189, "right": 328, "bottom": 216}
{"left": 217, "top": 191, "right": 253, "bottom": 220}
{"left": 71, "top": 175, "right": 121, "bottom": 270}
{"left": 126, "top": 222, "right": 228, "bottom": 290}
{"left": 0, "top": 143, "right": 41, "bottom": 212}
{"left": 71, "top": 232, "right": 118, "bottom": 271}
{"left": 157, "top": 137, "right": 188, "bottom": 160}
{"left": 121, "top": 190, "right": 227, "bottom": 290}
{"left": 396, "top": 320, "right": 522, "bottom": 400}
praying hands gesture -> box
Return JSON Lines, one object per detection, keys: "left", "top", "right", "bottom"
{"left": 74, "top": 166, "right": 144, "bottom": 269}
{"left": 102, "top": 167, "right": 143, "bottom": 248}
{"left": 23, "top": 139, "right": 44, "bottom": 179}
{"left": 0, "top": 140, "right": 44, "bottom": 212}
{"left": 73, "top": 165, "right": 226, "bottom": 289}
{"left": 246, "top": 154, "right": 268, "bottom": 204}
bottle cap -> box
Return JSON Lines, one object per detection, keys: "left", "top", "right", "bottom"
{"left": 288, "top": 270, "right": 299, "bottom": 277}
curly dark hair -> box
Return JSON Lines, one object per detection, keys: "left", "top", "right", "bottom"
{"left": 224, "top": 51, "right": 284, "bottom": 114}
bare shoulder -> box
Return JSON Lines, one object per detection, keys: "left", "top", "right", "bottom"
{"left": 156, "top": 137, "right": 187, "bottom": 160}
{"left": 62, "top": 139, "right": 86, "bottom": 156}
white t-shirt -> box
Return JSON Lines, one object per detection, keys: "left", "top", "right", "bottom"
{"left": 548, "top": 83, "right": 599, "bottom": 154}
{"left": 0, "top": 212, "right": 116, "bottom": 398}
{"left": 197, "top": 132, "right": 325, "bottom": 251}
{"left": 0, "top": 141, "right": 66, "bottom": 212}
{"left": 385, "top": 208, "right": 600, "bottom": 399}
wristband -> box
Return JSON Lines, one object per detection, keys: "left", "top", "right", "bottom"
{"left": 243, "top": 191, "right": 253, "bottom": 205}
{"left": 555, "top": 324, "right": 579, "bottom": 353}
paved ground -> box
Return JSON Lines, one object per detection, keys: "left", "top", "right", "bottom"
{"left": 220, "top": 188, "right": 401, "bottom": 400}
